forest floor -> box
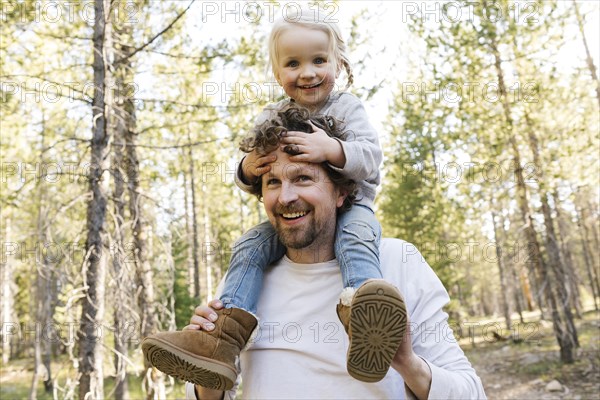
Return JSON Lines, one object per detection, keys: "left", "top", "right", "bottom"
{"left": 464, "top": 310, "right": 600, "bottom": 399}
{"left": 1, "top": 311, "right": 598, "bottom": 399}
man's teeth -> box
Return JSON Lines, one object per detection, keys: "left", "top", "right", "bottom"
{"left": 282, "top": 211, "right": 307, "bottom": 219}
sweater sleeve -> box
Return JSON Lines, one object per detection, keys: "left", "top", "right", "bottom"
{"left": 397, "top": 242, "right": 487, "bottom": 399}
{"left": 326, "top": 93, "right": 382, "bottom": 184}
{"left": 233, "top": 105, "right": 279, "bottom": 193}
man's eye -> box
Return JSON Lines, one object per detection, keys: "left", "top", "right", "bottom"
{"left": 266, "top": 178, "right": 280, "bottom": 186}
{"left": 298, "top": 175, "right": 313, "bottom": 182}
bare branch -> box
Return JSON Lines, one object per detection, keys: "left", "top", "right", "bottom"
{"left": 116, "top": 0, "right": 196, "bottom": 64}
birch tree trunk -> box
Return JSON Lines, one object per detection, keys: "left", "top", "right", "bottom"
{"left": 78, "top": 0, "right": 111, "bottom": 396}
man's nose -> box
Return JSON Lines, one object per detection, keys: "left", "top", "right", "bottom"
{"left": 278, "top": 182, "right": 299, "bottom": 205}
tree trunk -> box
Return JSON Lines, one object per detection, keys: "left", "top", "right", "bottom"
{"left": 486, "top": 18, "right": 575, "bottom": 362}
{"left": 182, "top": 162, "right": 195, "bottom": 297}
{"left": 110, "top": 93, "right": 129, "bottom": 400}
{"left": 579, "top": 203, "right": 600, "bottom": 291}
{"left": 500, "top": 217, "right": 525, "bottom": 323}
{"left": 554, "top": 191, "right": 583, "bottom": 318}
{"left": 587, "top": 200, "right": 600, "bottom": 261}
{"left": 123, "top": 70, "right": 165, "bottom": 400}
{"left": 575, "top": 202, "right": 599, "bottom": 310}
{"left": 491, "top": 210, "right": 511, "bottom": 330}
{"left": 524, "top": 112, "right": 579, "bottom": 349}
{"left": 79, "top": 0, "right": 110, "bottom": 397}
{"left": 187, "top": 141, "right": 201, "bottom": 301}
{"left": 573, "top": 0, "right": 600, "bottom": 107}
{"left": 30, "top": 124, "right": 53, "bottom": 399}
{"left": 201, "top": 184, "right": 214, "bottom": 303}
{"left": 1, "top": 218, "right": 15, "bottom": 364}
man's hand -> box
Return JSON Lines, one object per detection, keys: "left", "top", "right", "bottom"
{"left": 184, "top": 300, "right": 225, "bottom": 400}
{"left": 241, "top": 150, "right": 277, "bottom": 184}
{"left": 280, "top": 121, "right": 346, "bottom": 168}
{"left": 390, "top": 311, "right": 432, "bottom": 400}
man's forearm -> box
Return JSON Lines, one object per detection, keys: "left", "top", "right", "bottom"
{"left": 194, "top": 385, "right": 224, "bottom": 400}
{"left": 392, "top": 353, "right": 432, "bottom": 400}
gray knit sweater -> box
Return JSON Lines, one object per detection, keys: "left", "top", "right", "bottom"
{"left": 236, "top": 91, "right": 382, "bottom": 209}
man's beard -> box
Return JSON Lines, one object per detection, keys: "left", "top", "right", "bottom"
{"left": 274, "top": 218, "right": 318, "bottom": 249}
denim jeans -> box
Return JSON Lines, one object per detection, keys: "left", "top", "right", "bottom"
{"left": 220, "top": 221, "right": 285, "bottom": 314}
{"left": 220, "top": 205, "right": 382, "bottom": 313}
{"left": 334, "top": 204, "right": 382, "bottom": 289}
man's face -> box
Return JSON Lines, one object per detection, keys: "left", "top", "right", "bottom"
{"left": 262, "top": 149, "right": 345, "bottom": 256}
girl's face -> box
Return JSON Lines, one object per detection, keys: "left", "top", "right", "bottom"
{"left": 274, "top": 26, "right": 338, "bottom": 111}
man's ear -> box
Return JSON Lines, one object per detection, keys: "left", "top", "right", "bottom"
{"left": 336, "top": 189, "right": 347, "bottom": 209}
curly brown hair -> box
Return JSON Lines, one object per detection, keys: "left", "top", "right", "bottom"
{"left": 239, "top": 102, "right": 357, "bottom": 212}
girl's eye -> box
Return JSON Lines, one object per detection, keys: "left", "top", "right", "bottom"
{"left": 287, "top": 60, "right": 299, "bottom": 67}
{"left": 314, "top": 57, "right": 326, "bottom": 65}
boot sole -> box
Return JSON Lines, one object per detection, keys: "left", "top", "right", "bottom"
{"left": 347, "top": 280, "right": 407, "bottom": 382}
{"left": 142, "top": 336, "right": 237, "bottom": 390}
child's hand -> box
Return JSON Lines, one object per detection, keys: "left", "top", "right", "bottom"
{"left": 280, "top": 121, "right": 346, "bottom": 167}
{"left": 241, "top": 150, "right": 277, "bottom": 184}
{"left": 184, "top": 299, "right": 223, "bottom": 332}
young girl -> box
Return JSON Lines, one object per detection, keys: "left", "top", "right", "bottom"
{"left": 142, "top": 7, "right": 406, "bottom": 390}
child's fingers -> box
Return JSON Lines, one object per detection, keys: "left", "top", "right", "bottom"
{"left": 307, "top": 121, "right": 324, "bottom": 133}
{"left": 281, "top": 130, "right": 309, "bottom": 139}
{"left": 282, "top": 144, "right": 304, "bottom": 156}
{"left": 187, "top": 315, "right": 216, "bottom": 331}
{"left": 258, "top": 154, "right": 277, "bottom": 164}
{"left": 254, "top": 164, "right": 272, "bottom": 176}
{"left": 208, "top": 299, "right": 224, "bottom": 309}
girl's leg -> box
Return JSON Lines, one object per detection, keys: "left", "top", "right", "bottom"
{"left": 334, "top": 206, "right": 407, "bottom": 383}
{"left": 334, "top": 205, "right": 383, "bottom": 289}
{"left": 219, "top": 220, "right": 286, "bottom": 314}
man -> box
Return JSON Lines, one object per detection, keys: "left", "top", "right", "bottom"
{"left": 180, "top": 120, "right": 486, "bottom": 399}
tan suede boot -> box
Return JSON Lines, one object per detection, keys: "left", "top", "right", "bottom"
{"left": 141, "top": 308, "right": 257, "bottom": 390}
{"left": 336, "top": 279, "right": 407, "bottom": 382}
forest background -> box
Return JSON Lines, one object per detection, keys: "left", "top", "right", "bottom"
{"left": 1, "top": 0, "right": 599, "bottom": 399}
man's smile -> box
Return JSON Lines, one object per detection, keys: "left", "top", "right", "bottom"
{"left": 281, "top": 211, "right": 309, "bottom": 220}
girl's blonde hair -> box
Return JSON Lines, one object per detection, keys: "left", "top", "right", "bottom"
{"left": 268, "top": 6, "right": 354, "bottom": 89}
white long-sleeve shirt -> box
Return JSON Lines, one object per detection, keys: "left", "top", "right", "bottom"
{"left": 186, "top": 238, "right": 487, "bottom": 399}
{"left": 235, "top": 92, "right": 382, "bottom": 209}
